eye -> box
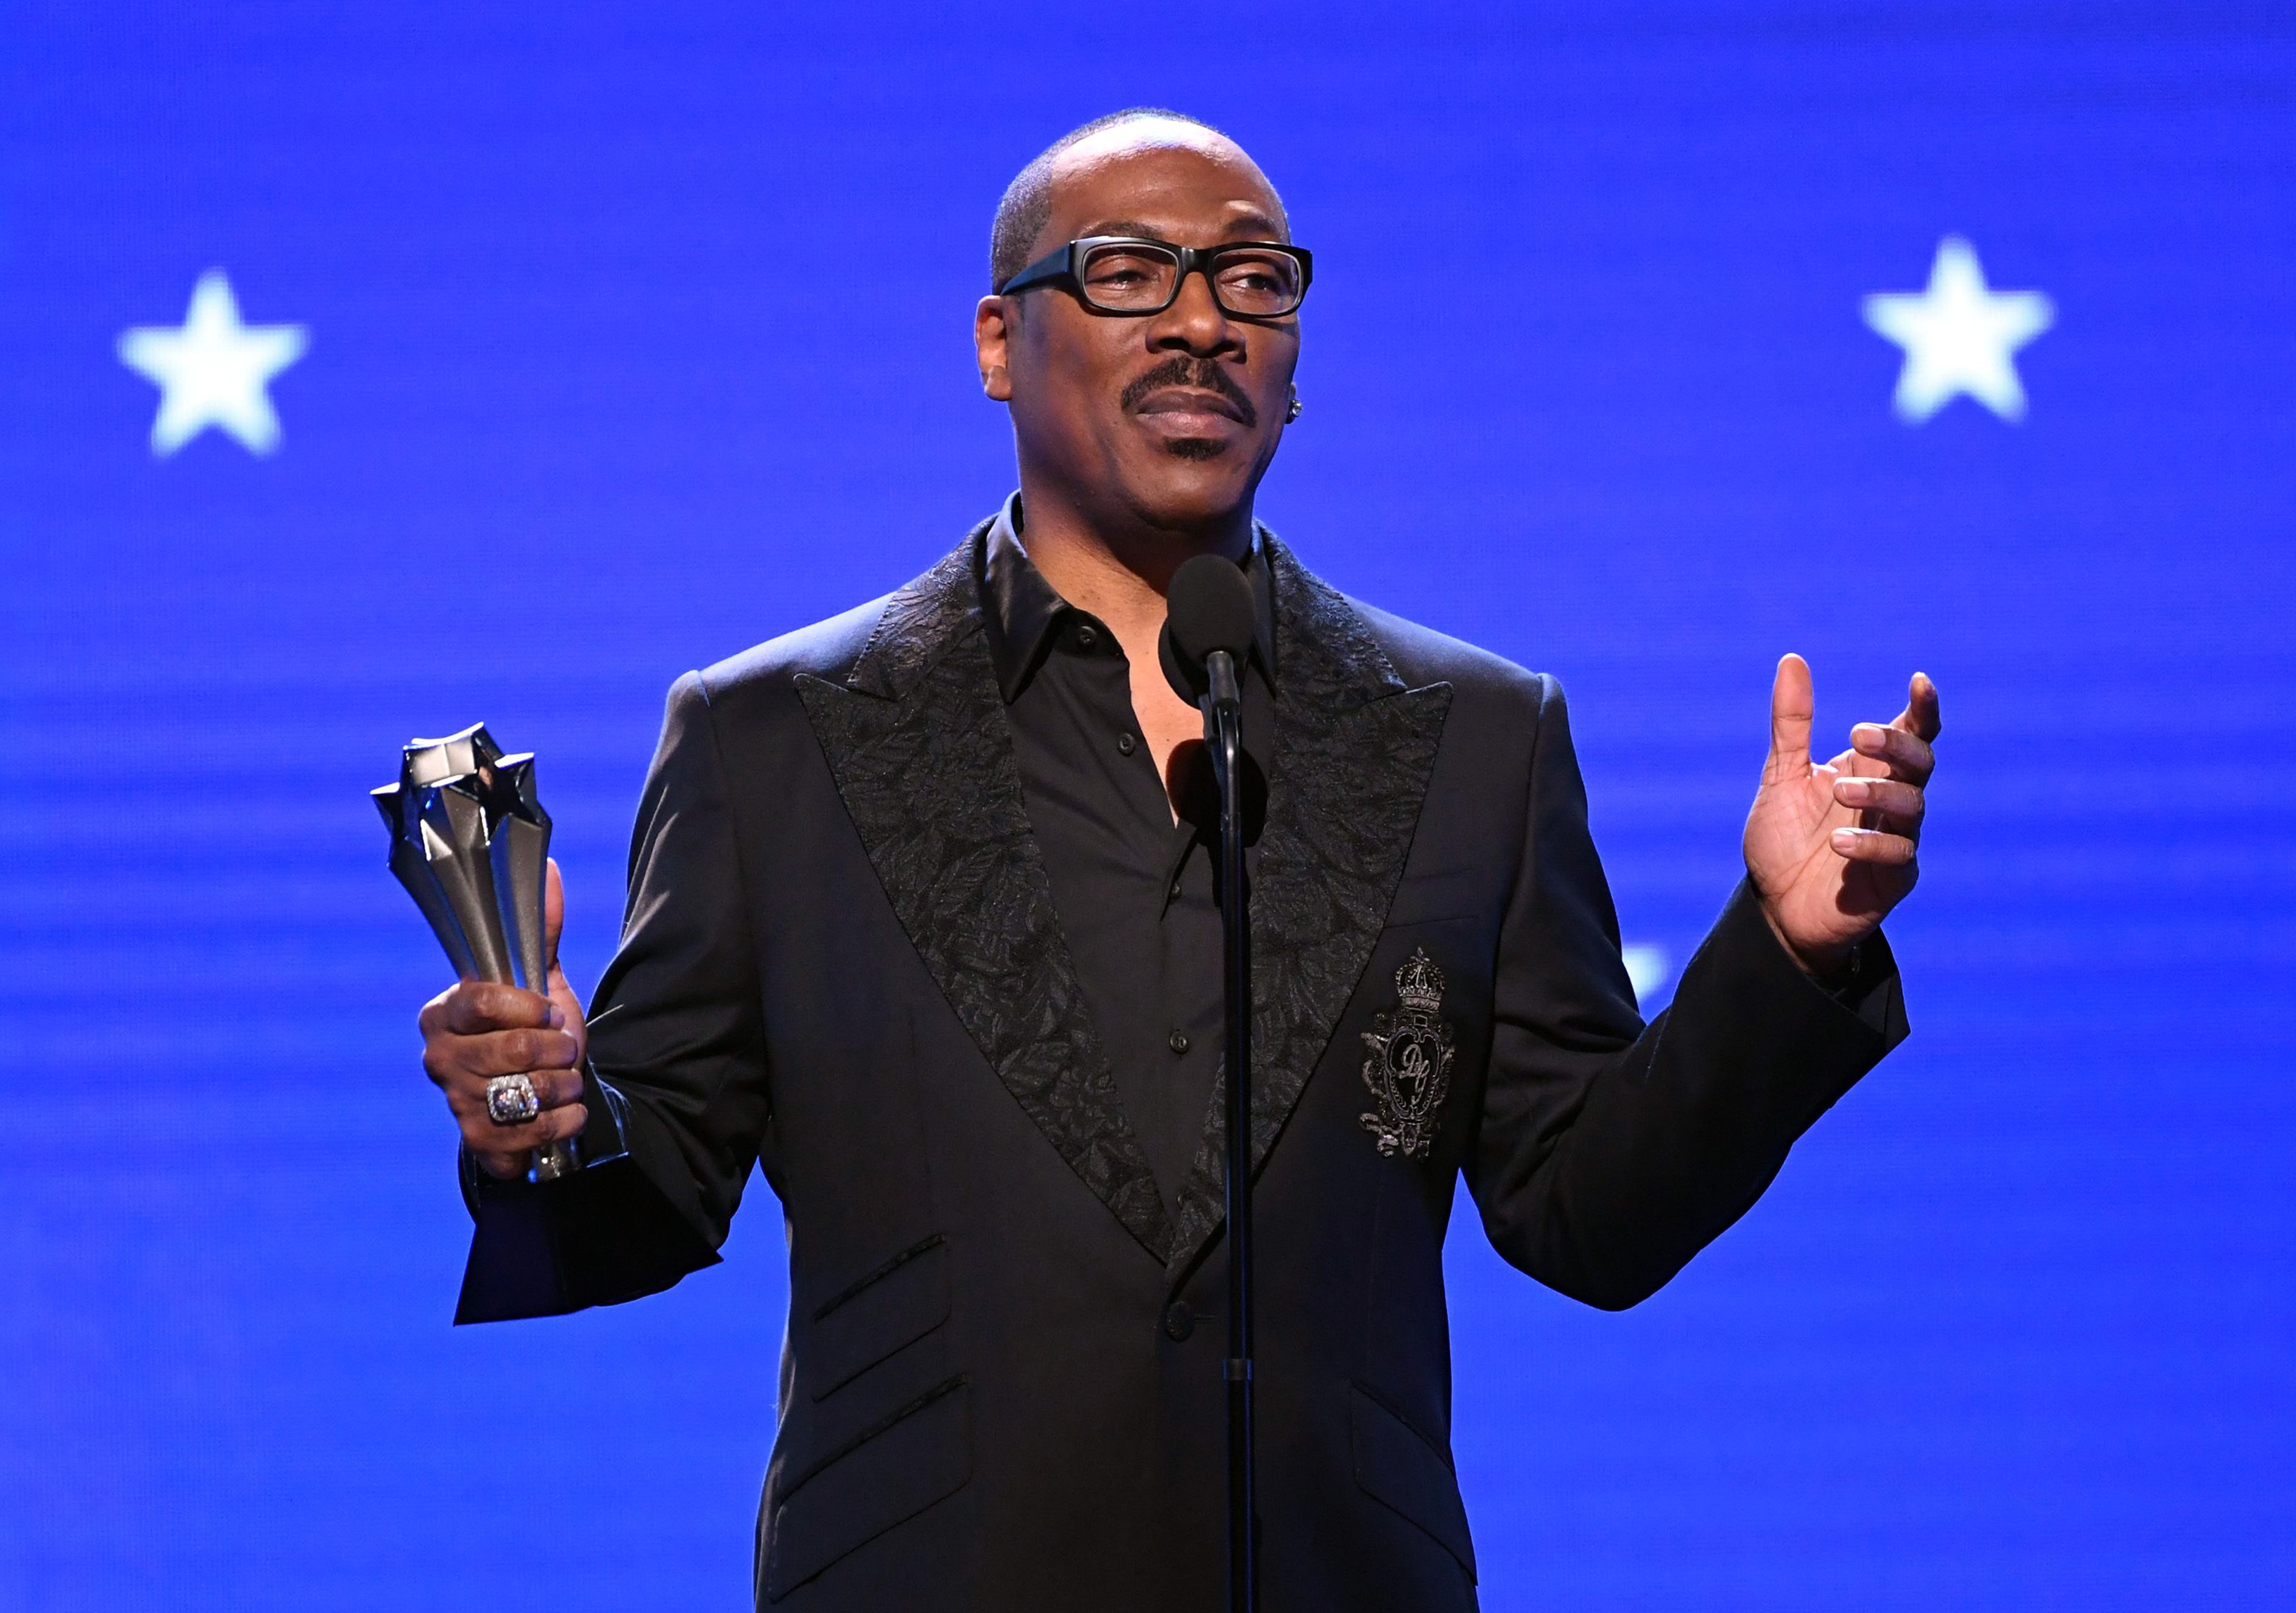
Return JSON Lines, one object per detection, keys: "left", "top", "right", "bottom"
{"left": 1084, "top": 250, "right": 1168, "bottom": 281}
{"left": 1079, "top": 247, "right": 1180, "bottom": 308}
{"left": 1213, "top": 252, "right": 1301, "bottom": 311}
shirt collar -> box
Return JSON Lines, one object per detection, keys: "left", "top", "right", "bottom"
{"left": 978, "top": 491, "right": 1278, "bottom": 705}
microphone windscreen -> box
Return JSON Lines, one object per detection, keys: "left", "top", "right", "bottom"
{"left": 1166, "top": 554, "right": 1256, "bottom": 666}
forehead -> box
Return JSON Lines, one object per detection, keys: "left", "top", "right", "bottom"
{"left": 1041, "top": 129, "right": 1286, "bottom": 247}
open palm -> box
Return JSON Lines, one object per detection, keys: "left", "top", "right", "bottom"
{"left": 1744, "top": 654, "right": 1941, "bottom": 974}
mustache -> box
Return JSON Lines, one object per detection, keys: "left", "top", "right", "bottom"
{"left": 1119, "top": 356, "right": 1258, "bottom": 428}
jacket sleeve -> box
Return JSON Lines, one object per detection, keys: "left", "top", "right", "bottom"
{"left": 456, "top": 672, "right": 771, "bottom": 1324}
{"left": 1464, "top": 675, "right": 1907, "bottom": 1311}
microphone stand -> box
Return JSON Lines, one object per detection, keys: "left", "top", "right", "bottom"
{"left": 1202, "top": 647, "right": 1257, "bottom": 1613}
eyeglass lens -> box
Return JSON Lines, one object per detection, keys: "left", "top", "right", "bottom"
{"left": 1078, "top": 243, "right": 1304, "bottom": 316}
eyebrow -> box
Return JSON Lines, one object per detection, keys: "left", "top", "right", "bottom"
{"left": 1079, "top": 212, "right": 1289, "bottom": 243}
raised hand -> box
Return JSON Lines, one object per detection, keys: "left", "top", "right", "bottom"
{"left": 418, "top": 857, "right": 589, "bottom": 1179}
{"left": 1743, "top": 654, "right": 1941, "bottom": 975}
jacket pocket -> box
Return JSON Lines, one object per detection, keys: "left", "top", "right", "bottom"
{"left": 1350, "top": 1382, "right": 1477, "bottom": 1581}
{"left": 764, "top": 1377, "right": 971, "bottom": 1602}
{"left": 810, "top": 1235, "right": 951, "bottom": 1401}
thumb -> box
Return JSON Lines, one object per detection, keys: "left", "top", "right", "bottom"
{"left": 1768, "top": 653, "right": 1814, "bottom": 771}
{"left": 543, "top": 856, "right": 565, "bottom": 975}
{"left": 1894, "top": 669, "right": 1942, "bottom": 743}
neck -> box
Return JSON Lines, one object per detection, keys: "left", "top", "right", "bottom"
{"left": 1009, "top": 468, "right": 1251, "bottom": 827}
{"left": 1011, "top": 474, "right": 1253, "bottom": 645}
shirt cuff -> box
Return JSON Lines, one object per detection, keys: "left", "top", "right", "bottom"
{"left": 1808, "top": 928, "right": 1905, "bottom": 1040}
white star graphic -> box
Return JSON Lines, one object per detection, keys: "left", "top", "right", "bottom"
{"left": 117, "top": 270, "right": 309, "bottom": 456}
{"left": 1862, "top": 237, "right": 2053, "bottom": 423}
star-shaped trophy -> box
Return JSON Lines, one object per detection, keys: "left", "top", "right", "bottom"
{"left": 374, "top": 724, "right": 576, "bottom": 1181}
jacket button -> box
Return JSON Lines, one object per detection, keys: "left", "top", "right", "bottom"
{"left": 1117, "top": 731, "right": 1137, "bottom": 755}
{"left": 1163, "top": 1301, "right": 1194, "bottom": 1341}
{"left": 1168, "top": 1030, "right": 1189, "bottom": 1055}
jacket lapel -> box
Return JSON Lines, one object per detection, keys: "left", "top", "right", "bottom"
{"left": 796, "top": 529, "right": 1175, "bottom": 1261}
{"left": 1168, "top": 533, "right": 1453, "bottom": 1270}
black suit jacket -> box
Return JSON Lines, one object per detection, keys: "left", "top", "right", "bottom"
{"left": 458, "top": 523, "right": 1906, "bottom": 1610}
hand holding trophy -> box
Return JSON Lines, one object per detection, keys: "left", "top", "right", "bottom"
{"left": 375, "top": 724, "right": 579, "bottom": 1182}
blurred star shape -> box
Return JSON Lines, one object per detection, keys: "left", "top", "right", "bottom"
{"left": 1863, "top": 237, "right": 2053, "bottom": 424}
{"left": 117, "top": 269, "right": 309, "bottom": 456}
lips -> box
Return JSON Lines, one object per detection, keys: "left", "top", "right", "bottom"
{"left": 1119, "top": 357, "right": 1259, "bottom": 429}
{"left": 1134, "top": 387, "right": 1246, "bottom": 424}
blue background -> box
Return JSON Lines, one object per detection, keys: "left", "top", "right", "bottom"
{"left": 3, "top": 2, "right": 2291, "bottom": 1606}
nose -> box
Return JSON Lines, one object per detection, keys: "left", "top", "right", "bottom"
{"left": 1146, "top": 265, "right": 1240, "bottom": 356}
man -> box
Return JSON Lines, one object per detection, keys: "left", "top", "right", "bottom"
{"left": 420, "top": 109, "right": 1937, "bottom": 1610}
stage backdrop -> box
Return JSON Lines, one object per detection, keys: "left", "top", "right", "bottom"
{"left": 3, "top": 3, "right": 2290, "bottom": 1607}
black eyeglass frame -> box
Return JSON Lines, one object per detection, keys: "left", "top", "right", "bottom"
{"left": 996, "top": 235, "right": 1315, "bottom": 318}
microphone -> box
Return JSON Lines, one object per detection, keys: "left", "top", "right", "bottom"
{"left": 1157, "top": 548, "right": 1264, "bottom": 1613}
{"left": 1159, "top": 553, "right": 1256, "bottom": 710}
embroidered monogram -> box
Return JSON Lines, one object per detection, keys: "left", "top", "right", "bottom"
{"left": 1359, "top": 948, "right": 1456, "bottom": 1159}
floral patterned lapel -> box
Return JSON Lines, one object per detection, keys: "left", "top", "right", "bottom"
{"left": 1165, "top": 532, "right": 1453, "bottom": 1273}
{"left": 796, "top": 526, "right": 1174, "bottom": 1261}
{"left": 797, "top": 524, "right": 1450, "bottom": 1272}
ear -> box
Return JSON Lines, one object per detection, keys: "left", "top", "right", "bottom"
{"left": 974, "top": 296, "right": 1015, "bottom": 401}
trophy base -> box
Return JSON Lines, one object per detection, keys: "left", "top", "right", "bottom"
{"left": 533, "top": 1141, "right": 580, "bottom": 1182}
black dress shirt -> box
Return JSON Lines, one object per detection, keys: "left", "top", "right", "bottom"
{"left": 978, "top": 497, "right": 1276, "bottom": 1218}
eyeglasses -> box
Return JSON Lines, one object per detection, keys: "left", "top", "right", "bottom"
{"left": 996, "top": 236, "right": 1314, "bottom": 319}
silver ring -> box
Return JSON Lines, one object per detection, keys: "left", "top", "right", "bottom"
{"left": 486, "top": 1072, "right": 541, "bottom": 1126}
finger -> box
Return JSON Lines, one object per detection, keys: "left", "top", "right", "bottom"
{"left": 1828, "top": 826, "right": 1918, "bottom": 866}
{"left": 424, "top": 979, "right": 563, "bottom": 1038}
{"left": 474, "top": 1148, "right": 532, "bottom": 1181}
{"left": 443, "top": 1066, "right": 586, "bottom": 1118}
{"left": 1850, "top": 722, "right": 1935, "bottom": 786}
{"left": 544, "top": 858, "right": 565, "bottom": 976}
{"left": 441, "top": 1064, "right": 588, "bottom": 1117}
{"left": 460, "top": 1101, "right": 589, "bottom": 1159}
{"left": 1891, "top": 671, "right": 1941, "bottom": 744}
{"left": 441, "top": 1024, "right": 583, "bottom": 1081}
{"left": 1767, "top": 653, "right": 1814, "bottom": 776}
{"left": 1832, "top": 776, "right": 1925, "bottom": 828}
{"left": 424, "top": 1027, "right": 566, "bottom": 1091}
